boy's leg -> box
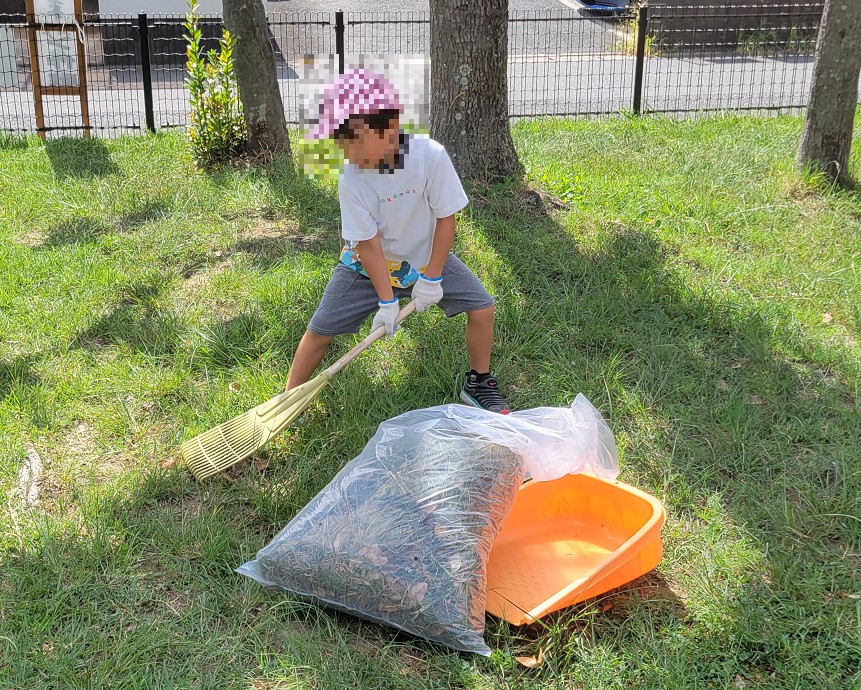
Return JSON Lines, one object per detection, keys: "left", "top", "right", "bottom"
{"left": 466, "top": 305, "right": 494, "bottom": 374}
{"left": 433, "top": 254, "right": 510, "bottom": 413}
{"left": 462, "top": 304, "right": 509, "bottom": 413}
{"left": 434, "top": 254, "right": 497, "bottom": 373}
{"left": 285, "top": 264, "right": 386, "bottom": 391}
{"left": 285, "top": 331, "right": 334, "bottom": 390}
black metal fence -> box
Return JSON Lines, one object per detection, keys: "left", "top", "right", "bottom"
{"left": 644, "top": 2, "right": 823, "bottom": 113}
{"left": 0, "top": 3, "right": 829, "bottom": 138}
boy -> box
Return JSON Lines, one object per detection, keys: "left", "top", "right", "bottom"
{"left": 286, "top": 68, "right": 509, "bottom": 414}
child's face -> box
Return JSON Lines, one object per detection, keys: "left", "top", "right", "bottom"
{"left": 338, "top": 117, "right": 401, "bottom": 169}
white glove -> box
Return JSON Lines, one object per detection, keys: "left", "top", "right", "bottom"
{"left": 371, "top": 298, "right": 400, "bottom": 337}
{"left": 411, "top": 273, "right": 444, "bottom": 313}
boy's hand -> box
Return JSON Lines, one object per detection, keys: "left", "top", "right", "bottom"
{"left": 372, "top": 298, "right": 400, "bottom": 337}
{"left": 411, "top": 274, "right": 443, "bottom": 313}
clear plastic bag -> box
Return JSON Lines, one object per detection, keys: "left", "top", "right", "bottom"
{"left": 237, "top": 429, "right": 525, "bottom": 655}
{"left": 237, "top": 394, "right": 618, "bottom": 655}
{"left": 372, "top": 393, "right": 619, "bottom": 482}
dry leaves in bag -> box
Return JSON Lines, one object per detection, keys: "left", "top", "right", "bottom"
{"left": 238, "top": 428, "right": 525, "bottom": 655}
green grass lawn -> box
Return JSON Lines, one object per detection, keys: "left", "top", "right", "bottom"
{"left": 1, "top": 114, "right": 859, "bottom": 689}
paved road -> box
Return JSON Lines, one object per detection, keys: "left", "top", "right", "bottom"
{"left": 261, "top": 5, "right": 627, "bottom": 57}
{"left": 1, "top": 53, "right": 826, "bottom": 135}
{"left": 266, "top": 0, "right": 568, "bottom": 12}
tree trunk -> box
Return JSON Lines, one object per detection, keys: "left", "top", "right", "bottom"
{"left": 222, "top": 0, "right": 289, "bottom": 156}
{"left": 429, "top": 0, "right": 522, "bottom": 183}
{"left": 796, "top": 0, "right": 861, "bottom": 185}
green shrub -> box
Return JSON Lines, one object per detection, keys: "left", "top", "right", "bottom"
{"left": 183, "top": 0, "right": 246, "bottom": 167}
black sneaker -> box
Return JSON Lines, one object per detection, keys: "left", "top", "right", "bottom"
{"left": 460, "top": 371, "right": 511, "bottom": 414}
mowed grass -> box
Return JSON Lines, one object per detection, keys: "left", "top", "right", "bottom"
{"left": 0, "top": 114, "right": 859, "bottom": 689}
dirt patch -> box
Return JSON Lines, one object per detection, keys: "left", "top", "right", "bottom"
{"left": 135, "top": 553, "right": 195, "bottom": 616}
{"left": 50, "top": 421, "right": 135, "bottom": 488}
{"left": 179, "top": 493, "right": 203, "bottom": 519}
{"left": 351, "top": 636, "right": 383, "bottom": 660}
{"left": 243, "top": 219, "right": 301, "bottom": 242}
{"left": 62, "top": 422, "right": 125, "bottom": 478}
{"left": 398, "top": 648, "right": 429, "bottom": 676}
{"left": 183, "top": 259, "right": 232, "bottom": 291}
{"left": 137, "top": 552, "right": 166, "bottom": 579}
{"left": 781, "top": 177, "right": 828, "bottom": 211}
{"left": 175, "top": 259, "right": 236, "bottom": 318}
{"left": 233, "top": 219, "right": 327, "bottom": 267}
{"left": 32, "top": 458, "right": 65, "bottom": 509}
{"left": 63, "top": 421, "right": 98, "bottom": 458}
{"left": 520, "top": 183, "right": 572, "bottom": 213}
{"left": 13, "top": 228, "right": 47, "bottom": 247}
{"left": 161, "top": 586, "right": 193, "bottom": 616}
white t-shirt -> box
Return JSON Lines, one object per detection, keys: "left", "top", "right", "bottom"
{"left": 338, "top": 134, "right": 469, "bottom": 288}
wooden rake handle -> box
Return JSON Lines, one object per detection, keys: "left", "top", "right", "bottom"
{"left": 324, "top": 300, "right": 417, "bottom": 378}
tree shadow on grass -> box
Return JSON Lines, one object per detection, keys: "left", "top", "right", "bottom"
{"left": 45, "top": 137, "right": 121, "bottom": 180}
{"left": 0, "top": 354, "right": 41, "bottom": 403}
{"left": 39, "top": 216, "right": 110, "bottom": 247}
{"left": 459, "top": 179, "right": 860, "bottom": 686}
{"left": 205, "top": 154, "right": 342, "bottom": 271}
{"left": 191, "top": 310, "right": 274, "bottom": 372}
{"left": 0, "top": 133, "right": 31, "bottom": 151}
{"left": 71, "top": 274, "right": 181, "bottom": 357}
{"left": 11, "top": 161, "right": 851, "bottom": 687}
{"left": 230, "top": 222, "right": 333, "bottom": 271}
{"left": 0, "top": 467, "right": 472, "bottom": 690}
{"left": 36, "top": 200, "right": 171, "bottom": 249}
{"left": 0, "top": 354, "right": 53, "bottom": 429}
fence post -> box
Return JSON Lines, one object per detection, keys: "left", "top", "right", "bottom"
{"left": 138, "top": 12, "right": 156, "bottom": 133}
{"left": 335, "top": 9, "right": 345, "bottom": 75}
{"left": 632, "top": 5, "right": 648, "bottom": 115}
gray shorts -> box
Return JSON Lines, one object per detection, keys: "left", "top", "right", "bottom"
{"left": 308, "top": 253, "right": 495, "bottom": 336}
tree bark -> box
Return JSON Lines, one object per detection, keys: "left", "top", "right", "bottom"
{"left": 797, "top": 0, "right": 861, "bottom": 185}
{"left": 429, "top": 0, "right": 522, "bottom": 183}
{"left": 222, "top": 0, "right": 289, "bottom": 156}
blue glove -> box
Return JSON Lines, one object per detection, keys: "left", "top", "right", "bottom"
{"left": 411, "top": 273, "right": 443, "bottom": 313}
{"left": 371, "top": 297, "right": 400, "bottom": 337}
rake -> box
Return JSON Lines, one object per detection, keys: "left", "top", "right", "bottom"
{"left": 182, "top": 301, "right": 417, "bottom": 481}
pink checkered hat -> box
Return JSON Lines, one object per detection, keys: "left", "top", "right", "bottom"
{"left": 308, "top": 68, "right": 404, "bottom": 140}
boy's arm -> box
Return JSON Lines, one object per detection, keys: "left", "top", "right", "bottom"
{"left": 423, "top": 214, "right": 456, "bottom": 278}
{"left": 356, "top": 236, "right": 395, "bottom": 302}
